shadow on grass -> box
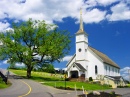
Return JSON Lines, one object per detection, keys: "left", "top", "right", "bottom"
{"left": 9, "top": 74, "right": 63, "bottom": 82}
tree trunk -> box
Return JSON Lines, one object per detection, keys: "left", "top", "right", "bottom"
{"left": 27, "top": 66, "right": 33, "bottom": 78}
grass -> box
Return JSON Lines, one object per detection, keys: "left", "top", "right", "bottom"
{"left": 127, "top": 84, "right": 130, "bottom": 87}
{"left": 10, "top": 69, "right": 64, "bottom": 82}
{"left": 43, "top": 81, "right": 111, "bottom": 90}
{"left": 10, "top": 69, "right": 111, "bottom": 90}
{"left": 0, "top": 77, "right": 11, "bottom": 89}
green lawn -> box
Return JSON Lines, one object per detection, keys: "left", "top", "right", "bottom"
{"left": 127, "top": 84, "right": 130, "bottom": 87}
{"left": 0, "top": 78, "right": 11, "bottom": 89}
{"left": 10, "top": 69, "right": 111, "bottom": 90}
{"left": 43, "top": 81, "right": 111, "bottom": 90}
{"left": 10, "top": 69, "right": 64, "bottom": 82}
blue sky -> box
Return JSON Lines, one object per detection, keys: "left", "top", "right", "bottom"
{"left": 0, "top": 0, "right": 130, "bottom": 80}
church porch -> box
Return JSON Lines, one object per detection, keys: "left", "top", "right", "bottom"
{"left": 68, "top": 70, "right": 86, "bottom": 81}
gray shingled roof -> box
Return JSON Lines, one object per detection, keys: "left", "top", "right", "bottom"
{"left": 75, "top": 63, "right": 86, "bottom": 71}
{"left": 89, "top": 46, "right": 120, "bottom": 69}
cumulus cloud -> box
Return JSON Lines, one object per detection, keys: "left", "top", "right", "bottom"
{"left": 96, "top": 0, "right": 120, "bottom": 6}
{"left": 107, "top": 2, "right": 130, "bottom": 21}
{"left": 0, "top": 0, "right": 130, "bottom": 31}
{"left": 83, "top": 8, "right": 106, "bottom": 23}
{"left": 0, "top": 0, "right": 83, "bottom": 23}
{"left": 15, "top": 63, "right": 25, "bottom": 67}
{"left": 85, "top": 0, "right": 120, "bottom": 7}
{"left": 120, "top": 67, "right": 130, "bottom": 80}
{"left": 62, "top": 55, "right": 73, "bottom": 62}
{"left": 0, "top": 22, "right": 10, "bottom": 32}
{"left": 3, "top": 60, "right": 8, "bottom": 64}
{"left": 121, "top": 67, "right": 130, "bottom": 72}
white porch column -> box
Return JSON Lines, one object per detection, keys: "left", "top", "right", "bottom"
{"left": 67, "top": 71, "right": 70, "bottom": 78}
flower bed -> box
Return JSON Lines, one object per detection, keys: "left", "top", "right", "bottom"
{"left": 78, "top": 92, "right": 122, "bottom": 97}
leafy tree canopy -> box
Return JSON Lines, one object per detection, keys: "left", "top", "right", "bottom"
{"left": 0, "top": 19, "right": 71, "bottom": 78}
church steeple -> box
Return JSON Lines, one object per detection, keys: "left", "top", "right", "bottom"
{"left": 75, "top": 7, "right": 88, "bottom": 64}
{"left": 76, "top": 8, "right": 87, "bottom": 34}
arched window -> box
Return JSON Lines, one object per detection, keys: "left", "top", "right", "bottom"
{"left": 95, "top": 65, "right": 98, "bottom": 75}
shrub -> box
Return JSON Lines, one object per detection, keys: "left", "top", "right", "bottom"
{"left": 108, "top": 85, "right": 112, "bottom": 87}
{"left": 110, "top": 91, "right": 115, "bottom": 95}
{"left": 89, "top": 77, "right": 93, "bottom": 81}
{"left": 65, "top": 78, "right": 69, "bottom": 81}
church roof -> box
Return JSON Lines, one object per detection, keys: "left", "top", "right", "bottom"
{"left": 89, "top": 46, "right": 120, "bottom": 68}
{"left": 74, "top": 63, "right": 86, "bottom": 71}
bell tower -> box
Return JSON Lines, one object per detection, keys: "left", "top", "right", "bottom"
{"left": 76, "top": 8, "right": 88, "bottom": 62}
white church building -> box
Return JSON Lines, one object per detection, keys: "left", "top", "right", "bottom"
{"left": 66, "top": 10, "right": 120, "bottom": 81}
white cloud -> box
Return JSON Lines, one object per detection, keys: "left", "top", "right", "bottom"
{"left": 0, "top": 0, "right": 83, "bottom": 23}
{"left": 0, "top": 0, "right": 129, "bottom": 31}
{"left": 15, "top": 63, "right": 25, "bottom": 67}
{"left": 3, "top": 60, "right": 8, "bottom": 64}
{"left": 107, "top": 2, "right": 130, "bottom": 21}
{"left": 85, "top": 0, "right": 97, "bottom": 8}
{"left": 85, "top": 0, "right": 120, "bottom": 7}
{"left": 83, "top": 9, "right": 106, "bottom": 23}
{"left": 120, "top": 67, "right": 130, "bottom": 80}
{"left": 96, "top": 0, "right": 120, "bottom": 6}
{"left": 0, "top": 0, "right": 108, "bottom": 25}
{"left": 0, "top": 22, "right": 10, "bottom": 32}
{"left": 62, "top": 55, "right": 73, "bottom": 62}
{"left": 120, "top": 67, "right": 130, "bottom": 72}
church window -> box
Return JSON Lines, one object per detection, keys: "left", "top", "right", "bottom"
{"left": 78, "top": 48, "right": 82, "bottom": 52}
{"left": 118, "top": 70, "right": 119, "bottom": 74}
{"left": 106, "top": 66, "right": 107, "bottom": 70}
{"left": 105, "top": 66, "right": 107, "bottom": 75}
{"left": 95, "top": 65, "right": 98, "bottom": 75}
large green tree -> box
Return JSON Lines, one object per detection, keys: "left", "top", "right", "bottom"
{"left": 0, "top": 19, "right": 71, "bottom": 78}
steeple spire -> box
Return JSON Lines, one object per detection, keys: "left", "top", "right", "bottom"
{"left": 80, "top": 8, "right": 84, "bottom": 31}
{"left": 76, "top": 8, "right": 87, "bottom": 34}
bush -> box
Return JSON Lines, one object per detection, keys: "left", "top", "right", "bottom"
{"left": 89, "top": 77, "right": 93, "bottom": 81}
{"left": 65, "top": 78, "right": 69, "bottom": 81}
{"left": 117, "top": 85, "right": 128, "bottom": 88}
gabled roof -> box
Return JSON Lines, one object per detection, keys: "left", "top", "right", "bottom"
{"left": 74, "top": 63, "right": 86, "bottom": 71}
{"left": 66, "top": 46, "right": 120, "bottom": 69}
{"left": 89, "top": 46, "right": 120, "bottom": 69}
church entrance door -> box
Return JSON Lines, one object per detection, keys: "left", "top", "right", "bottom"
{"left": 71, "top": 71, "right": 78, "bottom": 78}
